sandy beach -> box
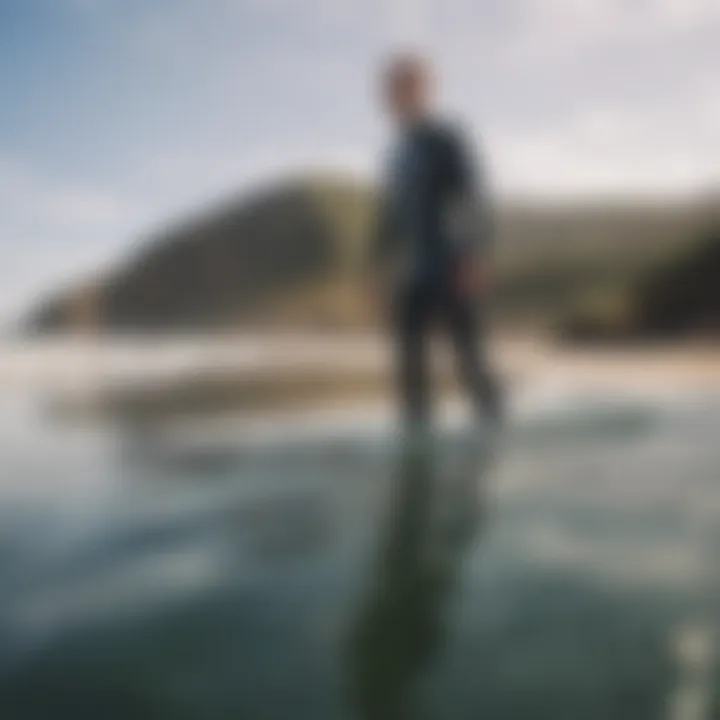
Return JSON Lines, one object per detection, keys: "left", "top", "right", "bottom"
{"left": 3, "top": 335, "right": 720, "bottom": 385}
{"left": 2, "top": 336, "right": 720, "bottom": 418}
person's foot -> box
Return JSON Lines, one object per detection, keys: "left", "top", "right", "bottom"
{"left": 485, "top": 401, "right": 504, "bottom": 427}
{"left": 400, "top": 418, "right": 434, "bottom": 452}
{"left": 482, "top": 384, "right": 505, "bottom": 428}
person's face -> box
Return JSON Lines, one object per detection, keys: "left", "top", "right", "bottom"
{"left": 383, "top": 64, "right": 430, "bottom": 124}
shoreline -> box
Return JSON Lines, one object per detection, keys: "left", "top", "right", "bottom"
{"left": 1, "top": 335, "right": 719, "bottom": 422}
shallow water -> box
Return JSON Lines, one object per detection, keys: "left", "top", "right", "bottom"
{"left": 0, "top": 391, "right": 719, "bottom": 719}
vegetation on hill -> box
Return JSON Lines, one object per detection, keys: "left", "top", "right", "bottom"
{"left": 559, "top": 202, "right": 720, "bottom": 342}
{"left": 29, "top": 176, "right": 375, "bottom": 332}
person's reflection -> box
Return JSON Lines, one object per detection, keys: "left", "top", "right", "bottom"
{"left": 347, "top": 437, "right": 494, "bottom": 719}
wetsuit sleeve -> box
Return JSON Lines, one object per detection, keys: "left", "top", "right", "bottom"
{"left": 443, "top": 126, "right": 494, "bottom": 258}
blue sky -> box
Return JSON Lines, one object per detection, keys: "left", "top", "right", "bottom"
{"left": 1, "top": 0, "right": 719, "bottom": 320}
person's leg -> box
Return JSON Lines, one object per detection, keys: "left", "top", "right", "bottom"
{"left": 443, "top": 289, "right": 502, "bottom": 422}
{"left": 394, "top": 282, "right": 433, "bottom": 429}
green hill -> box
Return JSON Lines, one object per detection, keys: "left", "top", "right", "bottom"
{"left": 29, "top": 175, "right": 375, "bottom": 332}
{"left": 561, "top": 209, "right": 720, "bottom": 342}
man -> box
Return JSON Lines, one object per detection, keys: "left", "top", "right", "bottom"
{"left": 372, "top": 53, "right": 502, "bottom": 431}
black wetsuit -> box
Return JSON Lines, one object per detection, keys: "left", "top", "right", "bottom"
{"left": 374, "top": 118, "right": 501, "bottom": 426}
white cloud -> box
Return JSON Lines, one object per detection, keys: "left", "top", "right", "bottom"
{"left": 653, "top": 0, "right": 720, "bottom": 27}
{"left": 0, "top": 160, "right": 145, "bottom": 323}
{"left": 40, "top": 189, "right": 127, "bottom": 228}
{"left": 385, "top": 0, "right": 433, "bottom": 46}
{"left": 0, "top": 162, "right": 130, "bottom": 233}
{"left": 494, "top": 0, "right": 720, "bottom": 68}
{"left": 491, "top": 104, "right": 717, "bottom": 197}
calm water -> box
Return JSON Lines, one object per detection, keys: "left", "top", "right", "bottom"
{"left": 1, "top": 391, "right": 719, "bottom": 719}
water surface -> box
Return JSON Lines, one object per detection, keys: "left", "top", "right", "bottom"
{"left": 0, "top": 391, "right": 719, "bottom": 719}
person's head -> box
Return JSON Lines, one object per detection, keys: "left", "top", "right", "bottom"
{"left": 381, "top": 52, "right": 433, "bottom": 125}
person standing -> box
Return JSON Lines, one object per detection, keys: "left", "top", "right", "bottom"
{"left": 372, "top": 53, "right": 502, "bottom": 431}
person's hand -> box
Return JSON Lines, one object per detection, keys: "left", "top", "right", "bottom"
{"left": 456, "top": 256, "right": 489, "bottom": 299}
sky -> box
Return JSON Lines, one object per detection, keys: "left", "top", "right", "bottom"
{"left": 1, "top": 0, "right": 719, "bottom": 320}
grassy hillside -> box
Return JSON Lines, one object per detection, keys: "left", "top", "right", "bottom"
{"left": 29, "top": 176, "right": 375, "bottom": 332}
{"left": 493, "top": 197, "right": 718, "bottom": 327}
{"left": 560, "top": 208, "right": 720, "bottom": 342}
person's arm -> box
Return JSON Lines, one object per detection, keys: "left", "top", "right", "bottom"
{"left": 368, "top": 188, "right": 399, "bottom": 271}
{"left": 443, "top": 126, "right": 494, "bottom": 297}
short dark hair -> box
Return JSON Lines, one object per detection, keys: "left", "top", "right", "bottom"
{"left": 383, "top": 51, "right": 430, "bottom": 89}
